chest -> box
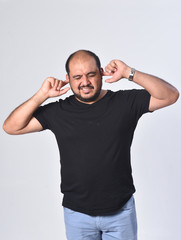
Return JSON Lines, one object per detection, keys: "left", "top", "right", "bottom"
{"left": 52, "top": 104, "right": 135, "bottom": 144}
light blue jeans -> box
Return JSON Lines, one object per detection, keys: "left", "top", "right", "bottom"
{"left": 63, "top": 195, "right": 137, "bottom": 240}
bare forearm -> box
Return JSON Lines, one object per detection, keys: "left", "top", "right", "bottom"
{"left": 104, "top": 60, "right": 179, "bottom": 111}
{"left": 131, "top": 69, "right": 179, "bottom": 101}
{"left": 3, "top": 77, "right": 70, "bottom": 135}
{"left": 3, "top": 90, "right": 47, "bottom": 132}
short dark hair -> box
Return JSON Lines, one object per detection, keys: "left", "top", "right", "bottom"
{"left": 65, "top": 49, "right": 101, "bottom": 75}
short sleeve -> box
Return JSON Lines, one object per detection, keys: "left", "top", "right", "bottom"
{"left": 32, "top": 102, "right": 58, "bottom": 130}
{"left": 120, "top": 89, "right": 153, "bottom": 121}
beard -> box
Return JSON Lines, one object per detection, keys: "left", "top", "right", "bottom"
{"left": 70, "top": 82, "right": 102, "bottom": 103}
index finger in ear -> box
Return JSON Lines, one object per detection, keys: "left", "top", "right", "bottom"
{"left": 57, "top": 79, "right": 69, "bottom": 90}
{"left": 102, "top": 71, "right": 112, "bottom": 76}
{"left": 61, "top": 79, "right": 70, "bottom": 87}
{"left": 63, "top": 79, "right": 69, "bottom": 84}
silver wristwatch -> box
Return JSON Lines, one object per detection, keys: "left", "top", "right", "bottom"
{"left": 128, "top": 68, "right": 135, "bottom": 81}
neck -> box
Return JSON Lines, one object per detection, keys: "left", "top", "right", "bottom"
{"left": 75, "top": 89, "right": 108, "bottom": 104}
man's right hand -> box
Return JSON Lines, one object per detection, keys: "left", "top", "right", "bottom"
{"left": 39, "top": 77, "right": 70, "bottom": 99}
{"left": 3, "top": 77, "right": 71, "bottom": 135}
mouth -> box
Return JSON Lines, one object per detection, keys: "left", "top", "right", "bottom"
{"left": 80, "top": 86, "right": 94, "bottom": 94}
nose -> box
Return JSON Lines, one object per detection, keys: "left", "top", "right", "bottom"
{"left": 81, "top": 75, "right": 91, "bottom": 86}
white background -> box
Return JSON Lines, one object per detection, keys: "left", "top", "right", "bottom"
{"left": 1, "top": 0, "right": 181, "bottom": 239}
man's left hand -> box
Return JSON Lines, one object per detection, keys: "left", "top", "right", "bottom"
{"left": 103, "top": 60, "right": 130, "bottom": 83}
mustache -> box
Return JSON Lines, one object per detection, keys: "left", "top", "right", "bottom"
{"left": 78, "top": 85, "right": 94, "bottom": 90}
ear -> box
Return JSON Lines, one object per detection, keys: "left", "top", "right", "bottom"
{"left": 100, "top": 67, "right": 104, "bottom": 76}
{"left": 66, "top": 74, "right": 70, "bottom": 82}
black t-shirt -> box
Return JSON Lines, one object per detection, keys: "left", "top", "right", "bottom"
{"left": 33, "top": 89, "right": 152, "bottom": 216}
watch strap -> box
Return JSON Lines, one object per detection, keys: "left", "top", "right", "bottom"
{"left": 128, "top": 68, "right": 135, "bottom": 81}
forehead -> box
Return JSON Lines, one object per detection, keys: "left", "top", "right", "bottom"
{"left": 69, "top": 56, "right": 98, "bottom": 74}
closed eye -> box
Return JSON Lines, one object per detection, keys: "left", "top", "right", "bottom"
{"left": 73, "top": 75, "right": 82, "bottom": 80}
{"left": 87, "top": 72, "right": 96, "bottom": 77}
{"left": 72, "top": 72, "right": 97, "bottom": 79}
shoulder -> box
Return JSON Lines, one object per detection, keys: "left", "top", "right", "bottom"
{"left": 40, "top": 94, "right": 75, "bottom": 109}
{"left": 112, "top": 88, "right": 150, "bottom": 100}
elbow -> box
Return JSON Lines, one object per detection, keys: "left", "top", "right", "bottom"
{"left": 3, "top": 122, "right": 11, "bottom": 134}
{"left": 3, "top": 122, "right": 16, "bottom": 135}
{"left": 163, "top": 89, "right": 180, "bottom": 108}
{"left": 171, "top": 89, "right": 180, "bottom": 104}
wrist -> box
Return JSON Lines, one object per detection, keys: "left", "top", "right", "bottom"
{"left": 123, "top": 66, "right": 132, "bottom": 79}
{"left": 32, "top": 90, "right": 49, "bottom": 105}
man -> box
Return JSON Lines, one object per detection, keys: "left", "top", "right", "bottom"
{"left": 3, "top": 50, "right": 179, "bottom": 240}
